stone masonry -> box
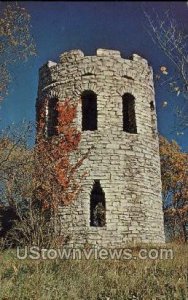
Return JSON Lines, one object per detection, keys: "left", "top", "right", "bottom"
{"left": 37, "top": 48, "right": 166, "bottom": 247}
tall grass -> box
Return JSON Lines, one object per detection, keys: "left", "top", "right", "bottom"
{"left": 0, "top": 243, "right": 187, "bottom": 300}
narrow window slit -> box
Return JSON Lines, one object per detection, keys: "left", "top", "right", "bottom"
{"left": 82, "top": 73, "right": 94, "bottom": 77}
{"left": 90, "top": 180, "right": 106, "bottom": 227}
{"left": 150, "top": 101, "right": 156, "bottom": 135}
{"left": 122, "top": 93, "right": 137, "bottom": 133}
{"left": 150, "top": 101, "right": 154, "bottom": 111}
{"left": 82, "top": 90, "right": 97, "bottom": 131}
{"left": 122, "top": 75, "right": 134, "bottom": 80}
{"left": 47, "top": 97, "right": 58, "bottom": 137}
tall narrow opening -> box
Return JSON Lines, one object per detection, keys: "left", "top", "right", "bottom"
{"left": 90, "top": 180, "right": 106, "bottom": 227}
{"left": 122, "top": 93, "right": 137, "bottom": 133}
{"left": 150, "top": 101, "right": 154, "bottom": 111}
{"left": 47, "top": 97, "right": 58, "bottom": 137}
{"left": 150, "top": 100, "right": 156, "bottom": 135}
{"left": 81, "top": 90, "right": 97, "bottom": 131}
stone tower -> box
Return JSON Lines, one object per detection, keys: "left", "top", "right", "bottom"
{"left": 37, "top": 48, "right": 165, "bottom": 247}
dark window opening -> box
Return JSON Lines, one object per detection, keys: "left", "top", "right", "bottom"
{"left": 82, "top": 90, "right": 97, "bottom": 131}
{"left": 122, "top": 75, "right": 134, "bottom": 81}
{"left": 150, "top": 101, "right": 156, "bottom": 135}
{"left": 150, "top": 101, "right": 155, "bottom": 111}
{"left": 90, "top": 180, "right": 106, "bottom": 227}
{"left": 48, "top": 97, "right": 58, "bottom": 137}
{"left": 82, "top": 73, "right": 94, "bottom": 77}
{"left": 122, "top": 93, "right": 137, "bottom": 133}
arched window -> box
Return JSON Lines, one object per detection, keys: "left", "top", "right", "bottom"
{"left": 90, "top": 180, "right": 106, "bottom": 227}
{"left": 47, "top": 97, "right": 58, "bottom": 137}
{"left": 122, "top": 93, "right": 137, "bottom": 133}
{"left": 81, "top": 90, "right": 97, "bottom": 131}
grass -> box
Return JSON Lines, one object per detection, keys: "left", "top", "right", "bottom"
{"left": 0, "top": 243, "right": 187, "bottom": 300}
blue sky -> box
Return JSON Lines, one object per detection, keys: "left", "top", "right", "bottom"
{"left": 0, "top": 1, "right": 188, "bottom": 150}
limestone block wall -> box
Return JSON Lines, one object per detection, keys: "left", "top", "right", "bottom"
{"left": 37, "top": 48, "right": 165, "bottom": 247}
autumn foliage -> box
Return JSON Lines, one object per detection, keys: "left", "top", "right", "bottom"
{"left": 35, "top": 97, "right": 88, "bottom": 213}
{"left": 0, "top": 3, "right": 36, "bottom": 100}
{"left": 0, "top": 99, "right": 88, "bottom": 248}
{"left": 159, "top": 136, "right": 188, "bottom": 242}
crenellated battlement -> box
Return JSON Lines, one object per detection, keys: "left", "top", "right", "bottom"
{"left": 38, "top": 48, "right": 153, "bottom": 100}
{"left": 39, "top": 48, "right": 149, "bottom": 70}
